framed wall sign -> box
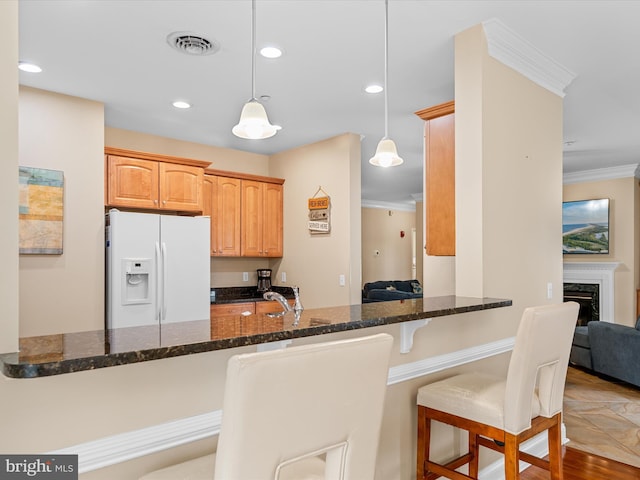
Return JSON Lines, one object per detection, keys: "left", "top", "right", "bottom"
{"left": 308, "top": 186, "right": 331, "bottom": 234}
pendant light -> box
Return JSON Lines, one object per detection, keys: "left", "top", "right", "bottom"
{"left": 232, "top": 0, "right": 280, "bottom": 139}
{"left": 369, "top": 0, "right": 403, "bottom": 167}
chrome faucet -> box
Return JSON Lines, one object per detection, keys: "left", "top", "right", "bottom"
{"left": 291, "top": 286, "right": 303, "bottom": 316}
{"left": 263, "top": 291, "right": 292, "bottom": 317}
{"left": 263, "top": 288, "right": 303, "bottom": 325}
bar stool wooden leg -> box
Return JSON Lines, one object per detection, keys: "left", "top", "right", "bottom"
{"left": 468, "top": 432, "right": 479, "bottom": 478}
{"left": 416, "top": 405, "right": 430, "bottom": 480}
{"left": 548, "top": 414, "right": 563, "bottom": 480}
{"left": 504, "top": 434, "right": 520, "bottom": 480}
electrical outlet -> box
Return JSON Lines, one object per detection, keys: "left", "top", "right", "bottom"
{"left": 547, "top": 282, "right": 553, "bottom": 299}
{"left": 243, "top": 272, "right": 249, "bottom": 282}
{"left": 281, "top": 272, "right": 287, "bottom": 283}
{"left": 339, "top": 274, "right": 346, "bottom": 286}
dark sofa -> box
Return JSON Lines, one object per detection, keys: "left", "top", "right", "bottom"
{"left": 362, "top": 280, "right": 423, "bottom": 303}
{"left": 570, "top": 318, "right": 640, "bottom": 388}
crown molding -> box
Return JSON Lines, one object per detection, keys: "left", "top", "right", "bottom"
{"left": 563, "top": 164, "right": 640, "bottom": 184}
{"left": 361, "top": 199, "right": 416, "bottom": 212}
{"left": 482, "top": 19, "right": 576, "bottom": 98}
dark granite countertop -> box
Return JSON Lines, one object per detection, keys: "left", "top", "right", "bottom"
{"left": 211, "top": 286, "right": 293, "bottom": 304}
{"left": 0, "top": 295, "right": 511, "bottom": 378}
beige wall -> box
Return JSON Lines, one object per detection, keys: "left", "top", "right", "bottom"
{"left": 564, "top": 177, "right": 640, "bottom": 326}
{"left": 0, "top": 0, "right": 19, "bottom": 353}
{"left": 269, "top": 134, "right": 362, "bottom": 308}
{"left": 456, "top": 24, "right": 564, "bottom": 305}
{"left": 19, "top": 87, "right": 105, "bottom": 337}
{"left": 362, "top": 207, "right": 416, "bottom": 285}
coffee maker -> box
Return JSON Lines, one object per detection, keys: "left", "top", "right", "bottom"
{"left": 256, "top": 269, "right": 272, "bottom": 293}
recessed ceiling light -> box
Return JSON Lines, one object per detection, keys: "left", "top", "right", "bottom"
{"left": 18, "top": 62, "right": 42, "bottom": 73}
{"left": 365, "top": 84, "right": 383, "bottom": 94}
{"left": 172, "top": 101, "right": 191, "bottom": 109}
{"left": 260, "top": 46, "right": 282, "bottom": 59}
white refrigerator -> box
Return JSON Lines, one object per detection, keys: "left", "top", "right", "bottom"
{"left": 106, "top": 210, "right": 210, "bottom": 329}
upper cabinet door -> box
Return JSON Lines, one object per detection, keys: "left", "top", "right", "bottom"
{"left": 240, "top": 180, "right": 283, "bottom": 258}
{"left": 241, "top": 180, "right": 263, "bottom": 257}
{"left": 159, "top": 163, "right": 203, "bottom": 212}
{"left": 107, "top": 156, "right": 159, "bottom": 209}
{"left": 417, "top": 101, "right": 455, "bottom": 256}
{"left": 216, "top": 176, "right": 241, "bottom": 256}
{"left": 262, "top": 183, "right": 283, "bottom": 257}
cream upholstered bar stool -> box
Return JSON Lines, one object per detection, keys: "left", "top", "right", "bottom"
{"left": 139, "top": 333, "right": 393, "bottom": 480}
{"left": 416, "top": 302, "right": 579, "bottom": 480}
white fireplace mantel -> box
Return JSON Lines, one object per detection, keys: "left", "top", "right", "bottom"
{"left": 563, "top": 262, "right": 619, "bottom": 323}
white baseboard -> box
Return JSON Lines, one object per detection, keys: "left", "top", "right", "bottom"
{"left": 51, "top": 337, "right": 517, "bottom": 474}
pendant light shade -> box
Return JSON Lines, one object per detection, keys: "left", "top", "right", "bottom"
{"left": 370, "top": 138, "right": 403, "bottom": 168}
{"left": 232, "top": 99, "right": 281, "bottom": 139}
{"left": 369, "top": 0, "right": 403, "bottom": 167}
{"left": 233, "top": 0, "right": 280, "bottom": 139}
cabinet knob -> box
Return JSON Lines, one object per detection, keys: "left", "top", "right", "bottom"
{"left": 153, "top": 200, "right": 158, "bottom": 204}
{"left": 163, "top": 200, "right": 167, "bottom": 205}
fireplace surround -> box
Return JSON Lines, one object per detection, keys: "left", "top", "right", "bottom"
{"left": 564, "top": 283, "right": 599, "bottom": 326}
{"left": 563, "top": 262, "right": 618, "bottom": 323}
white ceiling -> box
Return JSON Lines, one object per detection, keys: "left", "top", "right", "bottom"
{"left": 18, "top": 0, "right": 640, "bottom": 208}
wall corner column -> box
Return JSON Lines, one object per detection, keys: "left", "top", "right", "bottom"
{"left": 0, "top": 1, "right": 20, "bottom": 353}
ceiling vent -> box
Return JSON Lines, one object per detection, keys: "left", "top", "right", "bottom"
{"left": 167, "top": 32, "right": 220, "bottom": 56}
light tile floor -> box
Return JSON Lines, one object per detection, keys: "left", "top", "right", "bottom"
{"left": 564, "top": 366, "right": 640, "bottom": 468}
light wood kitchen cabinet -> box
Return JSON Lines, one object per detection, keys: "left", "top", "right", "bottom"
{"left": 241, "top": 179, "right": 284, "bottom": 258}
{"left": 210, "top": 300, "right": 293, "bottom": 318}
{"left": 415, "top": 101, "right": 455, "bottom": 256}
{"left": 105, "top": 147, "right": 209, "bottom": 213}
{"left": 210, "top": 302, "right": 255, "bottom": 317}
{"left": 210, "top": 301, "right": 290, "bottom": 336}
{"left": 205, "top": 169, "right": 284, "bottom": 258}
{"left": 255, "top": 299, "right": 294, "bottom": 314}
{"left": 203, "top": 173, "right": 241, "bottom": 256}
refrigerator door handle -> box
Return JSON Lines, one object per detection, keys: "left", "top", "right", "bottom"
{"left": 161, "top": 242, "right": 168, "bottom": 322}
{"left": 155, "top": 241, "right": 162, "bottom": 322}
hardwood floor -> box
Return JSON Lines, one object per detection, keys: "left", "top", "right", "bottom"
{"left": 520, "top": 366, "right": 640, "bottom": 479}
{"left": 519, "top": 446, "right": 640, "bottom": 480}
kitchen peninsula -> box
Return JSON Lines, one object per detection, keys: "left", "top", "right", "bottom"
{"left": 1, "top": 296, "right": 511, "bottom": 378}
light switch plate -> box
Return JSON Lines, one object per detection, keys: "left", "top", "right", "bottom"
{"left": 243, "top": 272, "right": 249, "bottom": 282}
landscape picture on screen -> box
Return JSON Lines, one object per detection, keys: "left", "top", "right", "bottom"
{"left": 562, "top": 198, "right": 609, "bottom": 254}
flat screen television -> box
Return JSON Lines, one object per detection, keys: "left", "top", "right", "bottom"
{"left": 562, "top": 198, "right": 609, "bottom": 254}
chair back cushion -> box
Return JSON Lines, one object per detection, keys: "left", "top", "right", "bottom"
{"left": 214, "top": 333, "right": 393, "bottom": 480}
{"left": 504, "top": 302, "right": 579, "bottom": 434}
